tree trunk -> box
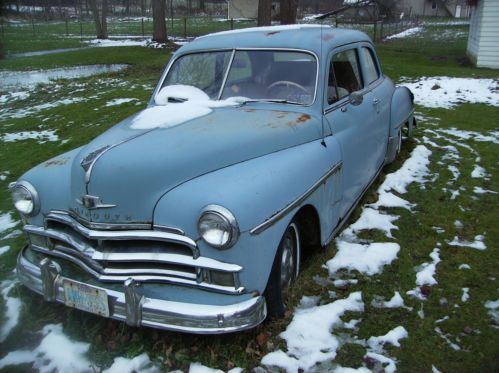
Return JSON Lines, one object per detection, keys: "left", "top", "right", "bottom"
{"left": 125, "top": 0, "right": 130, "bottom": 17}
{"left": 280, "top": 0, "right": 297, "bottom": 25}
{"left": 152, "top": 0, "right": 167, "bottom": 43}
{"left": 89, "top": 0, "right": 108, "bottom": 39}
{"left": 258, "top": 0, "right": 272, "bottom": 26}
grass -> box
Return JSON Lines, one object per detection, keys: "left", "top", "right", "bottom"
{"left": 0, "top": 19, "right": 498, "bottom": 372}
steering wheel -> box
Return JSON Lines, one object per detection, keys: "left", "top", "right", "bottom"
{"left": 267, "top": 80, "right": 309, "bottom": 96}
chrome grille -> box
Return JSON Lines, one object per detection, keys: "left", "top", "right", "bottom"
{"left": 24, "top": 211, "right": 243, "bottom": 294}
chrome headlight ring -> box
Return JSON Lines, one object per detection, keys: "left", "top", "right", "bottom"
{"left": 198, "top": 204, "right": 239, "bottom": 249}
{"left": 10, "top": 180, "right": 40, "bottom": 216}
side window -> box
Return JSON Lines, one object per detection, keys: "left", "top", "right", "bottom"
{"left": 361, "top": 47, "right": 380, "bottom": 85}
{"left": 328, "top": 49, "right": 362, "bottom": 105}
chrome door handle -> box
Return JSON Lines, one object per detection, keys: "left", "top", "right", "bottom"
{"left": 373, "top": 98, "right": 380, "bottom": 105}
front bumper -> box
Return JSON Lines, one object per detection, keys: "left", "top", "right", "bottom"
{"left": 17, "top": 246, "right": 267, "bottom": 334}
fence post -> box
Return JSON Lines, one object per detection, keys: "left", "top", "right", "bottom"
{"left": 1, "top": 20, "right": 4, "bottom": 38}
{"left": 80, "top": 21, "right": 83, "bottom": 41}
{"left": 31, "top": 18, "right": 35, "bottom": 35}
{"left": 380, "top": 21, "right": 383, "bottom": 40}
{"left": 230, "top": 18, "right": 234, "bottom": 30}
{"left": 183, "top": 17, "right": 187, "bottom": 38}
{"left": 373, "top": 21, "right": 377, "bottom": 42}
{"left": 65, "top": 19, "right": 69, "bottom": 36}
{"left": 141, "top": 18, "right": 144, "bottom": 37}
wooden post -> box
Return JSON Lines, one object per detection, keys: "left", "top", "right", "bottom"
{"left": 65, "top": 19, "right": 69, "bottom": 35}
{"left": 230, "top": 17, "right": 233, "bottom": 30}
{"left": 380, "top": 21, "right": 383, "bottom": 40}
{"left": 80, "top": 21, "right": 83, "bottom": 40}
{"left": 373, "top": 21, "right": 377, "bottom": 42}
{"left": 31, "top": 18, "right": 35, "bottom": 35}
{"left": 183, "top": 17, "right": 187, "bottom": 38}
{"left": 141, "top": 18, "right": 144, "bottom": 36}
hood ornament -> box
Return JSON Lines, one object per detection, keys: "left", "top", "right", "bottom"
{"left": 77, "top": 195, "right": 116, "bottom": 210}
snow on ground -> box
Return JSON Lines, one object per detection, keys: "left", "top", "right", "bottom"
{"left": 448, "top": 235, "right": 486, "bottom": 250}
{"left": 459, "top": 264, "right": 471, "bottom": 270}
{"left": 401, "top": 77, "right": 499, "bottom": 109}
{"left": 0, "top": 246, "right": 10, "bottom": 255}
{"left": 105, "top": 98, "right": 138, "bottom": 107}
{"left": 367, "top": 326, "right": 408, "bottom": 352}
{"left": 262, "top": 292, "right": 364, "bottom": 372}
{"left": 439, "top": 128, "right": 499, "bottom": 145}
{"left": 385, "top": 27, "right": 423, "bottom": 40}
{"left": 435, "top": 327, "right": 461, "bottom": 351}
{"left": 473, "top": 186, "right": 497, "bottom": 194}
{"left": 1, "top": 130, "right": 59, "bottom": 144}
{"left": 103, "top": 353, "right": 159, "bottom": 373}
{"left": 371, "top": 291, "right": 412, "bottom": 310}
{"left": 484, "top": 300, "right": 499, "bottom": 325}
{"left": 0, "top": 280, "right": 22, "bottom": 342}
{"left": 86, "top": 38, "right": 164, "bottom": 48}
{"left": 461, "top": 288, "right": 470, "bottom": 302}
{"left": 0, "top": 324, "right": 93, "bottom": 372}
{"left": 0, "top": 171, "right": 10, "bottom": 181}
{"left": 407, "top": 248, "right": 441, "bottom": 300}
{"left": 326, "top": 241, "right": 400, "bottom": 276}
{"left": 0, "top": 97, "right": 86, "bottom": 120}
{"left": 340, "top": 208, "right": 399, "bottom": 239}
{"left": 471, "top": 164, "right": 487, "bottom": 178}
{"left": 0, "top": 212, "right": 18, "bottom": 234}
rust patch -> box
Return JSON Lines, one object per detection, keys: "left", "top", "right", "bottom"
{"left": 266, "top": 31, "right": 280, "bottom": 36}
{"left": 275, "top": 111, "right": 289, "bottom": 119}
{"left": 44, "top": 157, "right": 69, "bottom": 167}
{"left": 296, "top": 114, "right": 311, "bottom": 123}
{"left": 322, "top": 33, "right": 334, "bottom": 42}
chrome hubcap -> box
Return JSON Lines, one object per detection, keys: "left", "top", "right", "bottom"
{"left": 280, "top": 231, "right": 295, "bottom": 297}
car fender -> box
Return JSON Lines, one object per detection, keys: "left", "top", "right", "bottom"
{"left": 153, "top": 138, "right": 342, "bottom": 292}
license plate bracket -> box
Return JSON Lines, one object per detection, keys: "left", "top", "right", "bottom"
{"left": 63, "top": 279, "right": 110, "bottom": 317}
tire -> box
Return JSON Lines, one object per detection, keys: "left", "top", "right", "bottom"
{"left": 265, "top": 222, "right": 300, "bottom": 317}
{"left": 396, "top": 127, "right": 402, "bottom": 155}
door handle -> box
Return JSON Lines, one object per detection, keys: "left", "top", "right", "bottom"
{"left": 373, "top": 98, "right": 380, "bottom": 105}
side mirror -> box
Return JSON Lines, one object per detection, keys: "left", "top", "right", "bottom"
{"left": 350, "top": 91, "right": 364, "bottom": 106}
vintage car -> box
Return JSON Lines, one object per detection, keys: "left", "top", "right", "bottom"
{"left": 12, "top": 25, "right": 414, "bottom": 333}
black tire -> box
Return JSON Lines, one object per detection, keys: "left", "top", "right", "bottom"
{"left": 265, "top": 222, "right": 300, "bottom": 317}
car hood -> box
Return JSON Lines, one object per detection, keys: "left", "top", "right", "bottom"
{"left": 69, "top": 105, "right": 321, "bottom": 225}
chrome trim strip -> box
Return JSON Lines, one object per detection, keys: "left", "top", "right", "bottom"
{"left": 55, "top": 209, "right": 151, "bottom": 230}
{"left": 217, "top": 49, "right": 236, "bottom": 100}
{"left": 156, "top": 47, "right": 320, "bottom": 107}
{"left": 29, "top": 245, "right": 244, "bottom": 294}
{"left": 44, "top": 211, "right": 199, "bottom": 257}
{"left": 26, "top": 226, "right": 242, "bottom": 272}
{"left": 250, "top": 161, "right": 343, "bottom": 235}
{"left": 17, "top": 249, "right": 265, "bottom": 334}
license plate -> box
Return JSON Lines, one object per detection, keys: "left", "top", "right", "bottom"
{"left": 63, "top": 279, "right": 110, "bottom": 317}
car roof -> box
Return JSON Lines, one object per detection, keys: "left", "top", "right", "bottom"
{"left": 176, "top": 24, "right": 372, "bottom": 57}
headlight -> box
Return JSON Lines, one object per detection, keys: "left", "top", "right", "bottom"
{"left": 198, "top": 205, "right": 239, "bottom": 249}
{"left": 11, "top": 181, "right": 40, "bottom": 216}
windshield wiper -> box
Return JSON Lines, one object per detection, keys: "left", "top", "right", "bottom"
{"left": 236, "top": 98, "right": 303, "bottom": 106}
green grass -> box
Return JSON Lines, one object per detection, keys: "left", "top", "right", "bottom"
{"left": 0, "top": 19, "right": 498, "bottom": 372}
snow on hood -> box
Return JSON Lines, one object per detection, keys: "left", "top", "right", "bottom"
{"left": 130, "top": 85, "right": 244, "bottom": 130}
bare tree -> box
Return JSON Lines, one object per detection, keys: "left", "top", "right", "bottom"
{"left": 89, "top": 0, "right": 108, "bottom": 39}
{"left": 258, "top": 0, "right": 272, "bottom": 26}
{"left": 152, "top": 0, "right": 168, "bottom": 43}
{"left": 280, "top": 0, "right": 297, "bottom": 24}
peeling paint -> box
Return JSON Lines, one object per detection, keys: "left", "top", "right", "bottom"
{"left": 43, "top": 157, "right": 70, "bottom": 167}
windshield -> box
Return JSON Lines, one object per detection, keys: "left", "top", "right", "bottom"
{"left": 162, "top": 50, "right": 317, "bottom": 105}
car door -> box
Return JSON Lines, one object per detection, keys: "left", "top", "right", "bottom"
{"left": 358, "top": 44, "right": 391, "bottom": 171}
{"left": 324, "top": 45, "right": 379, "bottom": 218}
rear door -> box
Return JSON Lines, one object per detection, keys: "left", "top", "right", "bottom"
{"left": 324, "top": 44, "right": 379, "bottom": 218}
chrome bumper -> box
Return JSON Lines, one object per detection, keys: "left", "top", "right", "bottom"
{"left": 17, "top": 246, "right": 266, "bottom": 334}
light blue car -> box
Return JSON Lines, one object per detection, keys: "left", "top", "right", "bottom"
{"left": 12, "top": 25, "right": 414, "bottom": 333}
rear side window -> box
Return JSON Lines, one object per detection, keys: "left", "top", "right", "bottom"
{"left": 361, "top": 47, "right": 380, "bottom": 85}
{"left": 327, "top": 49, "right": 363, "bottom": 104}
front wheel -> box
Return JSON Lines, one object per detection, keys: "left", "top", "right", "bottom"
{"left": 265, "top": 222, "right": 300, "bottom": 317}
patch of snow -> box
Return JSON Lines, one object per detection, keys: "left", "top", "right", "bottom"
{"left": 131, "top": 85, "right": 241, "bottom": 130}
{"left": 364, "top": 352, "right": 397, "bottom": 373}
{"left": 439, "top": 128, "right": 499, "bottom": 144}
{"left": 0, "top": 281, "right": 22, "bottom": 342}
{"left": 448, "top": 235, "right": 486, "bottom": 250}
{"left": 369, "top": 192, "right": 413, "bottom": 210}
{"left": 297, "top": 295, "right": 321, "bottom": 310}
{"left": 454, "top": 220, "right": 463, "bottom": 229}
{"left": 471, "top": 165, "right": 487, "bottom": 178}
{"left": 435, "top": 327, "right": 460, "bottom": 351}
{"left": 447, "top": 165, "right": 460, "bottom": 181}
{"left": 261, "top": 292, "right": 364, "bottom": 372}
{"left": 432, "top": 365, "right": 443, "bottom": 373}
{"left": 435, "top": 316, "right": 449, "bottom": 324}
{"left": 0, "top": 213, "right": 18, "bottom": 234}
{"left": 378, "top": 145, "right": 432, "bottom": 194}
{"left": 333, "top": 366, "right": 371, "bottom": 373}
{"left": 473, "top": 186, "right": 497, "bottom": 194}
{"left": 461, "top": 288, "right": 470, "bottom": 302}
{"left": 458, "top": 264, "right": 471, "bottom": 270}
{"left": 340, "top": 208, "right": 399, "bottom": 239}
{"left": 103, "top": 353, "right": 159, "bottom": 373}
{"left": 326, "top": 241, "right": 400, "bottom": 276}
{"left": 432, "top": 226, "right": 445, "bottom": 234}
{"left": 0, "top": 171, "right": 11, "bottom": 181}
{"left": 401, "top": 77, "right": 499, "bottom": 109}
{"left": 2, "top": 229, "right": 22, "bottom": 240}
{"left": 484, "top": 300, "right": 499, "bottom": 324}
{"left": 105, "top": 98, "right": 138, "bottom": 107}
{"left": 372, "top": 291, "right": 412, "bottom": 310}
{"left": 415, "top": 248, "right": 441, "bottom": 286}
{"left": 0, "top": 246, "right": 10, "bottom": 256}
{"left": 385, "top": 27, "right": 422, "bottom": 40}
{"left": 1, "top": 130, "right": 59, "bottom": 144}
{"left": 367, "top": 326, "right": 408, "bottom": 352}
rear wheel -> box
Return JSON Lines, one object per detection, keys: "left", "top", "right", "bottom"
{"left": 266, "top": 222, "right": 300, "bottom": 317}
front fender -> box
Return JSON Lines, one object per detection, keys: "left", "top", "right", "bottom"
{"left": 153, "top": 139, "right": 339, "bottom": 292}
{"left": 390, "top": 85, "right": 414, "bottom": 136}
